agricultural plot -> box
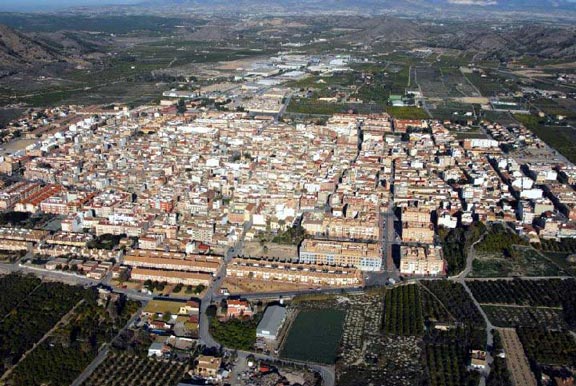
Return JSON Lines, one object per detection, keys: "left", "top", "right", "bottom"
{"left": 497, "top": 328, "right": 536, "bottom": 386}
{"left": 467, "top": 279, "right": 576, "bottom": 307}
{"left": 482, "top": 111, "right": 518, "bottom": 126}
{"left": 416, "top": 67, "right": 452, "bottom": 99}
{"left": 423, "top": 329, "right": 481, "bottom": 386}
{"left": 281, "top": 308, "right": 345, "bottom": 364}
{"left": 382, "top": 284, "right": 424, "bottom": 336}
{"left": 429, "top": 101, "right": 477, "bottom": 122}
{"left": 338, "top": 292, "right": 423, "bottom": 386}
{"left": 210, "top": 314, "right": 261, "bottom": 351}
{"left": 286, "top": 99, "right": 351, "bottom": 116}
{"left": 421, "top": 286, "right": 453, "bottom": 324}
{"left": 83, "top": 352, "right": 188, "bottom": 386}
{"left": 385, "top": 106, "right": 429, "bottom": 119}
{"left": 0, "top": 279, "right": 90, "bottom": 377}
{"left": 471, "top": 245, "right": 563, "bottom": 278}
{"left": 0, "top": 273, "right": 42, "bottom": 316}
{"left": 514, "top": 114, "right": 576, "bottom": 164}
{"left": 486, "top": 330, "right": 513, "bottom": 386}
{"left": 416, "top": 66, "right": 478, "bottom": 99}
{"left": 338, "top": 336, "right": 423, "bottom": 386}
{"left": 8, "top": 293, "right": 140, "bottom": 386}
{"left": 533, "top": 98, "right": 576, "bottom": 119}
{"left": 464, "top": 72, "right": 509, "bottom": 97}
{"left": 482, "top": 305, "right": 566, "bottom": 330}
{"left": 422, "top": 281, "right": 484, "bottom": 328}
{"left": 517, "top": 328, "right": 576, "bottom": 367}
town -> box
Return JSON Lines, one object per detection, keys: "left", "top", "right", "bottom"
{"left": 1, "top": 7, "right": 576, "bottom": 386}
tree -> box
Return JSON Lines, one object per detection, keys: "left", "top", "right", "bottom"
{"left": 194, "top": 284, "right": 206, "bottom": 294}
{"left": 177, "top": 99, "right": 186, "bottom": 115}
{"left": 206, "top": 305, "right": 217, "bottom": 318}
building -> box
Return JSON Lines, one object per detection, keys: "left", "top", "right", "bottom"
{"left": 256, "top": 305, "right": 287, "bottom": 341}
{"left": 299, "top": 239, "right": 382, "bottom": 271}
{"left": 0, "top": 181, "right": 42, "bottom": 210}
{"left": 400, "top": 245, "right": 445, "bottom": 276}
{"left": 195, "top": 355, "right": 222, "bottom": 378}
{"left": 148, "top": 342, "right": 168, "bottom": 357}
{"left": 130, "top": 268, "right": 212, "bottom": 286}
{"left": 470, "top": 350, "right": 488, "bottom": 370}
{"left": 123, "top": 250, "right": 221, "bottom": 274}
{"left": 227, "top": 257, "right": 363, "bottom": 287}
{"left": 226, "top": 299, "right": 254, "bottom": 319}
{"left": 14, "top": 184, "right": 64, "bottom": 213}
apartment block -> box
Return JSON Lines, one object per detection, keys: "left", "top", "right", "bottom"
{"left": 299, "top": 239, "right": 381, "bottom": 271}
{"left": 400, "top": 245, "right": 445, "bottom": 276}
{"left": 130, "top": 267, "right": 212, "bottom": 286}
{"left": 227, "top": 257, "right": 363, "bottom": 286}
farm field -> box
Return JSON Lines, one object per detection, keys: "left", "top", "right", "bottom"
{"left": 385, "top": 106, "right": 429, "bottom": 119}
{"left": 467, "top": 279, "right": 576, "bottom": 307}
{"left": 471, "top": 245, "right": 563, "bottom": 278}
{"left": 416, "top": 66, "right": 479, "bottom": 99}
{"left": 423, "top": 330, "right": 481, "bottom": 386}
{"left": 517, "top": 328, "right": 576, "bottom": 367}
{"left": 482, "top": 305, "right": 566, "bottom": 329}
{"left": 382, "top": 284, "right": 424, "bottom": 336}
{"left": 533, "top": 97, "right": 576, "bottom": 119}
{"left": 210, "top": 313, "right": 261, "bottom": 351}
{"left": 421, "top": 281, "right": 484, "bottom": 328}
{"left": 7, "top": 293, "right": 140, "bottom": 386}
{"left": 83, "top": 352, "right": 188, "bottom": 386}
{"left": 281, "top": 308, "right": 345, "bottom": 364}
{"left": 338, "top": 291, "right": 423, "bottom": 386}
{"left": 0, "top": 275, "right": 90, "bottom": 378}
{"left": 497, "top": 328, "right": 536, "bottom": 386}
{"left": 464, "top": 72, "right": 509, "bottom": 97}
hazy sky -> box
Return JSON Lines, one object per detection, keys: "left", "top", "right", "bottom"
{"left": 2, "top": 0, "right": 576, "bottom": 12}
{"left": 0, "top": 0, "right": 139, "bottom": 12}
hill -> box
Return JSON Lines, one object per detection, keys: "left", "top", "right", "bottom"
{"left": 430, "top": 24, "right": 576, "bottom": 60}
{"left": 0, "top": 24, "right": 62, "bottom": 68}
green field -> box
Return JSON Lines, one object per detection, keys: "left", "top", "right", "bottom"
{"left": 383, "top": 284, "right": 424, "bottom": 336}
{"left": 385, "top": 106, "right": 430, "bottom": 119}
{"left": 281, "top": 309, "right": 345, "bottom": 364}
{"left": 471, "top": 246, "right": 563, "bottom": 278}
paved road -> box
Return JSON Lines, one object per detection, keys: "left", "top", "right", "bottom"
{"left": 277, "top": 93, "right": 292, "bottom": 120}
{"left": 211, "top": 286, "right": 365, "bottom": 303}
{"left": 449, "top": 230, "right": 493, "bottom": 386}
{"left": 0, "top": 262, "right": 102, "bottom": 286}
{"left": 198, "top": 239, "right": 244, "bottom": 348}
